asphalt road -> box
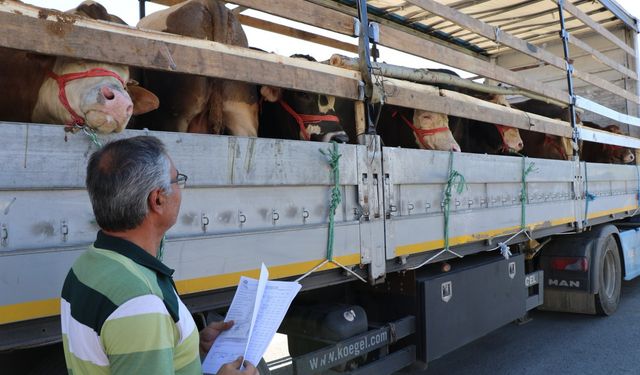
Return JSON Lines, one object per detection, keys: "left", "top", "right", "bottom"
{"left": 420, "top": 277, "right": 640, "bottom": 375}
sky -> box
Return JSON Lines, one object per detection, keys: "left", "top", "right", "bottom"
{"left": 20, "top": 0, "right": 640, "bottom": 76}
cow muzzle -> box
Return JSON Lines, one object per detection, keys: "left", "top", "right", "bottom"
{"left": 315, "top": 131, "right": 349, "bottom": 143}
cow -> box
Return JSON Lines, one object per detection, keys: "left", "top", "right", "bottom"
{"left": 0, "top": 1, "right": 158, "bottom": 134}
{"left": 511, "top": 99, "right": 574, "bottom": 161}
{"left": 376, "top": 68, "right": 461, "bottom": 151}
{"left": 377, "top": 105, "right": 461, "bottom": 151}
{"left": 451, "top": 93, "right": 524, "bottom": 155}
{"left": 258, "top": 54, "right": 350, "bottom": 143}
{"left": 133, "top": 0, "right": 259, "bottom": 136}
{"left": 581, "top": 121, "right": 635, "bottom": 164}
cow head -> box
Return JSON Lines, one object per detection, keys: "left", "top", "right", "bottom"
{"left": 260, "top": 85, "right": 349, "bottom": 143}
{"left": 487, "top": 94, "right": 523, "bottom": 153}
{"left": 540, "top": 135, "right": 573, "bottom": 160}
{"left": 32, "top": 58, "right": 158, "bottom": 133}
{"left": 27, "top": 2, "right": 158, "bottom": 133}
{"left": 398, "top": 109, "right": 460, "bottom": 151}
{"left": 603, "top": 125, "right": 635, "bottom": 164}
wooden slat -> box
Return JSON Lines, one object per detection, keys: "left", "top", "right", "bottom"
{"left": 556, "top": 0, "right": 635, "bottom": 57}
{"left": 384, "top": 78, "right": 573, "bottom": 138}
{"left": 230, "top": 0, "right": 356, "bottom": 37}
{"left": 378, "top": 24, "right": 570, "bottom": 105}
{"left": 404, "top": 0, "right": 568, "bottom": 70}
{"left": 0, "top": 3, "right": 360, "bottom": 99}
{"left": 403, "top": 0, "right": 639, "bottom": 104}
{"left": 233, "top": 0, "right": 487, "bottom": 59}
{"left": 237, "top": 14, "right": 358, "bottom": 54}
{"left": 567, "top": 33, "right": 638, "bottom": 80}
{"left": 572, "top": 67, "right": 640, "bottom": 104}
{"left": 150, "top": 0, "right": 183, "bottom": 5}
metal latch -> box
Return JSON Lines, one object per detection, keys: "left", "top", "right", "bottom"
{"left": 1, "top": 224, "right": 7, "bottom": 247}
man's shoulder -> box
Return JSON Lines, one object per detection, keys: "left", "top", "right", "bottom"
{"left": 65, "top": 246, "right": 161, "bottom": 306}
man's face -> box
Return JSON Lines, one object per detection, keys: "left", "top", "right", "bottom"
{"left": 165, "top": 159, "right": 183, "bottom": 229}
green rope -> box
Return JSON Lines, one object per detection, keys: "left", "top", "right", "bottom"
{"left": 319, "top": 142, "right": 342, "bottom": 262}
{"left": 82, "top": 126, "right": 103, "bottom": 148}
{"left": 443, "top": 151, "right": 466, "bottom": 251}
{"left": 520, "top": 156, "right": 535, "bottom": 230}
{"left": 583, "top": 162, "right": 596, "bottom": 227}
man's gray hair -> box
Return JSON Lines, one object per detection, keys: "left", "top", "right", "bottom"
{"left": 86, "top": 136, "right": 172, "bottom": 231}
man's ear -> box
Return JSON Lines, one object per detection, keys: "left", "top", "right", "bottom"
{"left": 148, "top": 189, "right": 165, "bottom": 214}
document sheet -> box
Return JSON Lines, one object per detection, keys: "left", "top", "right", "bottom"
{"left": 202, "top": 264, "right": 301, "bottom": 374}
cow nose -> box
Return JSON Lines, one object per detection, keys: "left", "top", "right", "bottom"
{"left": 517, "top": 141, "right": 524, "bottom": 150}
{"left": 101, "top": 86, "right": 115, "bottom": 100}
{"left": 331, "top": 133, "right": 349, "bottom": 143}
{"left": 451, "top": 143, "right": 461, "bottom": 152}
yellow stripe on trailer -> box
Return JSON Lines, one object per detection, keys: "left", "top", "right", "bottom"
{"left": 0, "top": 253, "right": 361, "bottom": 325}
{"left": 395, "top": 217, "right": 575, "bottom": 257}
{"left": 175, "top": 253, "right": 361, "bottom": 294}
{"left": 587, "top": 205, "right": 637, "bottom": 220}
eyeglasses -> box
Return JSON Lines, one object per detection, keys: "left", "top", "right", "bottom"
{"left": 171, "top": 171, "right": 188, "bottom": 189}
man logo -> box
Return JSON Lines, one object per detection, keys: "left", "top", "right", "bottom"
{"left": 548, "top": 279, "right": 581, "bottom": 288}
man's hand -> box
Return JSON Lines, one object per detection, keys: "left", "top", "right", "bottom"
{"left": 200, "top": 320, "right": 234, "bottom": 358}
{"left": 218, "top": 356, "right": 259, "bottom": 375}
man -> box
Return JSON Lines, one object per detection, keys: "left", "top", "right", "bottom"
{"left": 61, "top": 136, "right": 257, "bottom": 375}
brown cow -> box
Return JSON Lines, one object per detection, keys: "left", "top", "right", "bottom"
{"left": 512, "top": 99, "right": 574, "bottom": 161}
{"left": 376, "top": 68, "right": 461, "bottom": 151}
{"left": 0, "top": 1, "right": 158, "bottom": 133}
{"left": 451, "top": 93, "right": 524, "bottom": 155}
{"left": 582, "top": 122, "right": 635, "bottom": 164}
{"left": 134, "top": 0, "right": 258, "bottom": 136}
{"left": 377, "top": 105, "right": 461, "bottom": 151}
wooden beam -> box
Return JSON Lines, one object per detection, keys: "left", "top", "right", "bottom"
{"left": 403, "top": 0, "right": 639, "bottom": 104}
{"left": 0, "top": 2, "right": 361, "bottom": 100}
{"left": 567, "top": 33, "right": 638, "bottom": 80}
{"left": 232, "top": 0, "right": 487, "bottom": 60}
{"left": 378, "top": 24, "right": 570, "bottom": 105}
{"left": 404, "top": 0, "right": 568, "bottom": 71}
{"left": 354, "top": 101, "right": 366, "bottom": 136}
{"left": 149, "top": 0, "right": 183, "bottom": 6}
{"left": 556, "top": 0, "right": 635, "bottom": 57}
{"left": 384, "top": 78, "right": 574, "bottom": 138}
{"left": 229, "top": 0, "right": 355, "bottom": 37}
{"left": 572, "top": 66, "right": 640, "bottom": 105}
{"left": 237, "top": 14, "right": 358, "bottom": 54}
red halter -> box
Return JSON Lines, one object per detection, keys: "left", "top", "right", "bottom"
{"left": 393, "top": 111, "right": 450, "bottom": 150}
{"left": 47, "top": 68, "right": 126, "bottom": 127}
{"left": 277, "top": 99, "right": 340, "bottom": 141}
{"left": 494, "top": 124, "right": 513, "bottom": 153}
{"left": 543, "top": 134, "right": 569, "bottom": 160}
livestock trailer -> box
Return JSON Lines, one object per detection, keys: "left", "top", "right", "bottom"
{"left": 2, "top": 0, "right": 640, "bottom": 373}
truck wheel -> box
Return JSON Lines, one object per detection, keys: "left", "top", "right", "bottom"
{"left": 594, "top": 234, "right": 622, "bottom": 316}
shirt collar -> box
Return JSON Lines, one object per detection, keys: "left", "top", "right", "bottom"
{"left": 94, "top": 230, "right": 175, "bottom": 277}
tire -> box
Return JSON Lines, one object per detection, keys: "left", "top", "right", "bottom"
{"left": 594, "top": 234, "right": 622, "bottom": 316}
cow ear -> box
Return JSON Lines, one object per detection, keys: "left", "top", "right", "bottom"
{"left": 260, "top": 86, "right": 282, "bottom": 102}
{"left": 128, "top": 85, "right": 159, "bottom": 115}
